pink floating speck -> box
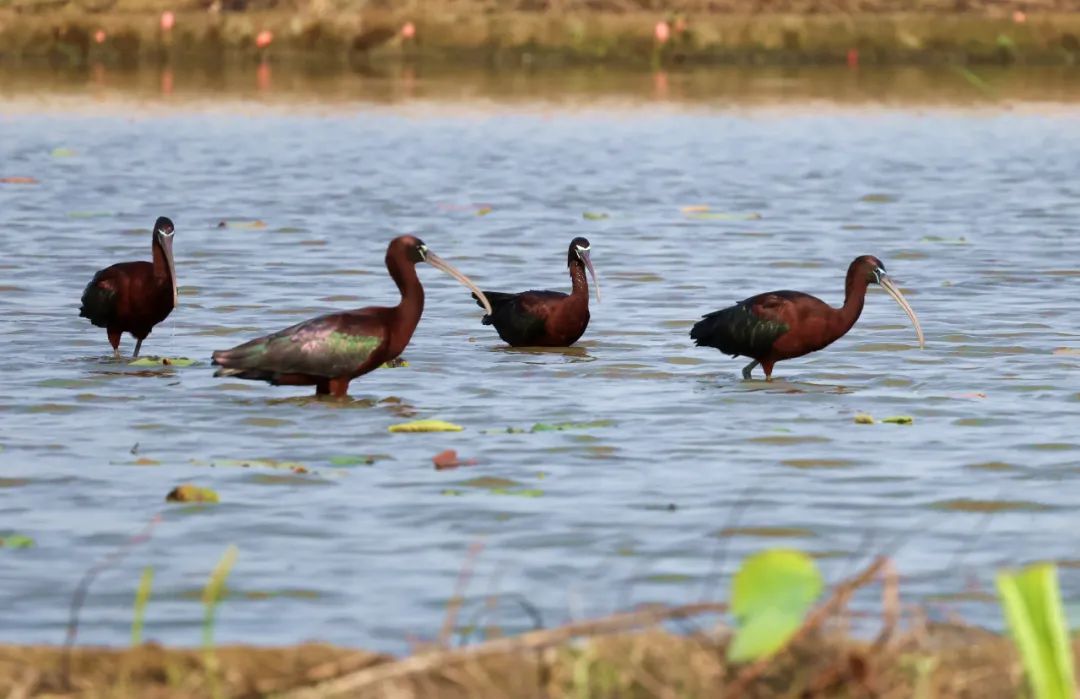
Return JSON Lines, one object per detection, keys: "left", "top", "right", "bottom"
{"left": 160, "top": 11, "right": 175, "bottom": 32}
{"left": 94, "top": 29, "right": 107, "bottom": 44}
{"left": 256, "top": 30, "right": 273, "bottom": 48}
{"left": 1012, "top": 10, "right": 1027, "bottom": 23}
{"left": 654, "top": 21, "right": 670, "bottom": 44}
{"left": 846, "top": 47, "right": 859, "bottom": 68}
{"left": 401, "top": 21, "right": 416, "bottom": 39}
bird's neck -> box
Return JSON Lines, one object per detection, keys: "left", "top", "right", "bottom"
{"left": 569, "top": 261, "right": 589, "bottom": 300}
{"left": 388, "top": 257, "right": 424, "bottom": 353}
{"left": 151, "top": 239, "right": 173, "bottom": 285}
{"left": 833, "top": 268, "right": 870, "bottom": 336}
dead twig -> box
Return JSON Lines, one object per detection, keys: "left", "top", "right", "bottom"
{"left": 727, "top": 556, "right": 890, "bottom": 698}
{"left": 438, "top": 540, "right": 485, "bottom": 649}
{"left": 61, "top": 514, "right": 162, "bottom": 689}
{"left": 277, "top": 601, "right": 728, "bottom": 699}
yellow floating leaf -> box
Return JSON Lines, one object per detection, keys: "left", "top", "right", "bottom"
{"left": 475, "top": 207, "right": 493, "bottom": 216}
{"left": 882, "top": 415, "right": 914, "bottom": 425}
{"left": 388, "top": 419, "right": 464, "bottom": 433}
{"left": 1052, "top": 347, "right": 1080, "bottom": 356}
{"left": 681, "top": 205, "right": 710, "bottom": 213}
{"left": 166, "top": 484, "right": 219, "bottom": 503}
{"left": 854, "top": 413, "right": 875, "bottom": 425}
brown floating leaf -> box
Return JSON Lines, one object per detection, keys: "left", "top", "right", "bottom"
{"left": 432, "top": 449, "right": 478, "bottom": 471}
{"left": 0, "top": 176, "right": 38, "bottom": 184}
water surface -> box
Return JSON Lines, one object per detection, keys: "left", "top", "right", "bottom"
{"left": 1, "top": 67, "right": 1079, "bottom": 650}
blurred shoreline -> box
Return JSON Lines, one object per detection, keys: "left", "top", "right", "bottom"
{"left": 3, "top": 3, "right": 1080, "bottom": 68}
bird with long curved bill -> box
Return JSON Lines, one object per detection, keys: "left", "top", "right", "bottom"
{"left": 211, "top": 236, "right": 492, "bottom": 398}
{"left": 472, "top": 237, "right": 599, "bottom": 347}
{"left": 690, "top": 255, "right": 924, "bottom": 380}
{"left": 79, "top": 216, "right": 178, "bottom": 359}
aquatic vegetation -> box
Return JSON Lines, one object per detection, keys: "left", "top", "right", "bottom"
{"left": 388, "top": 419, "right": 464, "bottom": 433}
{"left": 128, "top": 356, "right": 195, "bottom": 367}
{"left": 0, "top": 533, "right": 34, "bottom": 549}
{"left": 997, "top": 563, "right": 1075, "bottom": 699}
{"left": 881, "top": 415, "right": 914, "bottom": 424}
{"left": 432, "top": 449, "right": 477, "bottom": 470}
{"left": 166, "top": 485, "right": 220, "bottom": 503}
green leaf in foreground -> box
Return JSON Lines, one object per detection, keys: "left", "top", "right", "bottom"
{"left": 726, "top": 608, "right": 804, "bottom": 663}
{"left": 997, "top": 563, "right": 1075, "bottom": 699}
{"left": 388, "top": 419, "right": 464, "bottom": 433}
{"left": 728, "top": 549, "right": 823, "bottom": 662}
{"left": 329, "top": 455, "right": 375, "bottom": 467}
{"left": 882, "top": 415, "right": 914, "bottom": 425}
{"left": 0, "top": 534, "right": 34, "bottom": 549}
{"left": 131, "top": 566, "right": 154, "bottom": 646}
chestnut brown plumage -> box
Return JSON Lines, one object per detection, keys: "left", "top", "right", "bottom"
{"left": 79, "top": 216, "right": 178, "bottom": 358}
{"left": 690, "top": 255, "right": 924, "bottom": 380}
{"left": 211, "top": 236, "right": 492, "bottom": 398}
{"left": 472, "top": 237, "right": 599, "bottom": 347}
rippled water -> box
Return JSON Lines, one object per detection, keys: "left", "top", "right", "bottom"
{"left": 1, "top": 67, "right": 1079, "bottom": 650}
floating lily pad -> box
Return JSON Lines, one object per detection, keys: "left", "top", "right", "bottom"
{"left": 329, "top": 455, "right": 375, "bottom": 467}
{"left": 166, "top": 485, "right": 219, "bottom": 503}
{"left": 216, "top": 220, "right": 267, "bottom": 229}
{"left": 582, "top": 211, "right": 609, "bottom": 220}
{"left": 388, "top": 419, "right": 463, "bottom": 433}
{"left": 381, "top": 358, "right": 409, "bottom": 368}
{"left": 882, "top": 415, "right": 914, "bottom": 425}
{"left": 51, "top": 147, "right": 76, "bottom": 157}
{"left": 128, "top": 357, "right": 195, "bottom": 367}
{"left": 530, "top": 419, "right": 614, "bottom": 432}
{"left": 0, "top": 534, "right": 34, "bottom": 549}
{"left": 133, "top": 457, "right": 160, "bottom": 466}
{"left": 854, "top": 413, "right": 875, "bottom": 424}
{"left": 490, "top": 488, "right": 544, "bottom": 498}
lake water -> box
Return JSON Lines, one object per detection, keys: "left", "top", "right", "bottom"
{"left": 1, "top": 65, "right": 1078, "bottom": 651}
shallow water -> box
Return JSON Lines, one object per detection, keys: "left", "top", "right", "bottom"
{"left": 1, "top": 66, "right": 1079, "bottom": 651}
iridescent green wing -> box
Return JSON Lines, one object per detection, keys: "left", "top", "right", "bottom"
{"left": 214, "top": 311, "right": 385, "bottom": 378}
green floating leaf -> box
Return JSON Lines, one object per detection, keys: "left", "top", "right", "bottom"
{"left": 329, "top": 455, "right": 374, "bottom": 467}
{"left": 854, "top": 413, "right": 876, "bottom": 424}
{"left": 582, "top": 211, "right": 610, "bottom": 220}
{"left": 441, "top": 489, "right": 465, "bottom": 497}
{"left": 51, "top": 147, "right": 77, "bottom": 157}
{"left": 380, "top": 358, "right": 409, "bottom": 368}
{"left": 128, "top": 357, "right": 195, "bottom": 367}
{"left": 882, "top": 415, "right": 914, "bottom": 425}
{"left": 728, "top": 549, "right": 823, "bottom": 662}
{"left": 997, "top": 563, "right": 1076, "bottom": 699}
{"left": 0, "top": 534, "right": 35, "bottom": 549}
{"left": 389, "top": 419, "right": 463, "bottom": 433}
{"left": 490, "top": 488, "right": 544, "bottom": 498}
{"left": 727, "top": 608, "right": 804, "bottom": 663}
{"left": 529, "top": 419, "right": 615, "bottom": 433}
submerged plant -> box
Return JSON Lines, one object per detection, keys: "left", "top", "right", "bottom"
{"left": 997, "top": 563, "right": 1076, "bottom": 699}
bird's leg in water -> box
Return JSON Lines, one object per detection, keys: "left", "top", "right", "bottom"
{"left": 133, "top": 339, "right": 143, "bottom": 358}
{"left": 742, "top": 360, "right": 759, "bottom": 380}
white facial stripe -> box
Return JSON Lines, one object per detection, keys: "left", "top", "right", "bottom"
{"left": 158, "top": 229, "right": 175, "bottom": 237}
{"left": 575, "top": 245, "right": 590, "bottom": 253}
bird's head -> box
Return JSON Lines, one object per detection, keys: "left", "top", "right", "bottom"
{"left": 567, "top": 236, "right": 600, "bottom": 303}
{"left": 851, "top": 255, "right": 924, "bottom": 349}
{"left": 388, "top": 235, "right": 492, "bottom": 315}
{"left": 152, "top": 216, "right": 177, "bottom": 308}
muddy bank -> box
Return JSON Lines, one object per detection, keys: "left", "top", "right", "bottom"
{"left": 0, "top": 622, "right": 1049, "bottom": 699}
{"left": 2, "top": 3, "right": 1080, "bottom": 68}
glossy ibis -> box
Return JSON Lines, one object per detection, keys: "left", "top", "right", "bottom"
{"left": 211, "top": 236, "right": 492, "bottom": 398}
{"left": 690, "top": 255, "right": 924, "bottom": 380}
{"left": 79, "top": 216, "right": 178, "bottom": 359}
{"left": 472, "top": 237, "right": 599, "bottom": 347}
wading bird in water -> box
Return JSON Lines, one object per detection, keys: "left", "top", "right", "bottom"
{"left": 472, "top": 237, "right": 599, "bottom": 347}
{"left": 211, "top": 236, "right": 492, "bottom": 398}
{"left": 690, "top": 255, "right": 924, "bottom": 380}
{"left": 79, "top": 216, "right": 178, "bottom": 359}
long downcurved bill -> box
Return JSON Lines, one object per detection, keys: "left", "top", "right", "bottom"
{"left": 580, "top": 249, "right": 600, "bottom": 303}
{"left": 425, "top": 251, "right": 493, "bottom": 316}
{"left": 879, "top": 275, "right": 924, "bottom": 349}
{"left": 156, "top": 233, "right": 178, "bottom": 308}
